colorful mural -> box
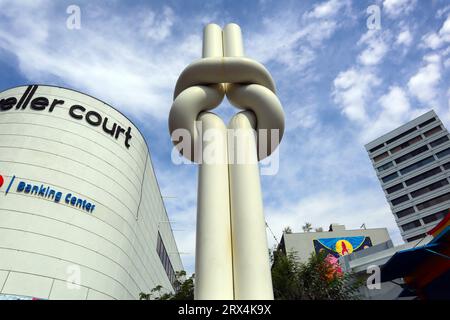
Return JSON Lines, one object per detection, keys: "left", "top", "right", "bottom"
{"left": 313, "top": 236, "right": 372, "bottom": 258}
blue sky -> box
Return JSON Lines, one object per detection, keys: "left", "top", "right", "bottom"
{"left": 1, "top": 0, "right": 450, "bottom": 274}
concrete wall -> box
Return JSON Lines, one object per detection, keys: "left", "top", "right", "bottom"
{"left": 282, "top": 226, "right": 391, "bottom": 262}
{"left": 0, "top": 85, "right": 182, "bottom": 300}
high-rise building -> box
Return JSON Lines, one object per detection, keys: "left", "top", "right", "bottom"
{"left": 365, "top": 110, "right": 450, "bottom": 243}
{"left": 0, "top": 85, "right": 182, "bottom": 300}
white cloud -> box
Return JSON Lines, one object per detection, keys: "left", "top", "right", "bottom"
{"left": 247, "top": 0, "right": 351, "bottom": 71}
{"left": 361, "top": 86, "right": 413, "bottom": 141}
{"left": 440, "top": 14, "right": 450, "bottom": 41}
{"left": 437, "top": 5, "right": 450, "bottom": 18}
{"left": 305, "top": 0, "right": 346, "bottom": 19}
{"left": 358, "top": 30, "right": 389, "bottom": 66}
{"left": 286, "top": 103, "right": 318, "bottom": 131}
{"left": 396, "top": 28, "right": 413, "bottom": 46}
{"left": 0, "top": 1, "right": 201, "bottom": 120}
{"left": 332, "top": 68, "right": 381, "bottom": 123}
{"left": 383, "top": 0, "right": 417, "bottom": 18}
{"left": 139, "top": 6, "right": 175, "bottom": 41}
{"left": 421, "top": 15, "right": 450, "bottom": 49}
{"left": 444, "top": 58, "right": 450, "bottom": 69}
{"left": 421, "top": 32, "right": 444, "bottom": 50}
{"left": 407, "top": 54, "right": 442, "bottom": 104}
{"left": 379, "top": 86, "right": 410, "bottom": 116}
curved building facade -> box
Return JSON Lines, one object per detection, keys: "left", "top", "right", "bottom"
{"left": 0, "top": 85, "right": 182, "bottom": 300}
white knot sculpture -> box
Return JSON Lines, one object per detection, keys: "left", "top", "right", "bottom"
{"left": 169, "top": 23, "right": 285, "bottom": 300}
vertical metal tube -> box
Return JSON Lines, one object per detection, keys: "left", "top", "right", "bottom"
{"left": 228, "top": 111, "right": 274, "bottom": 300}
{"left": 223, "top": 23, "right": 245, "bottom": 57}
{"left": 203, "top": 24, "right": 223, "bottom": 58}
{"left": 195, "top": 112, "right": 234, "bottom": 300}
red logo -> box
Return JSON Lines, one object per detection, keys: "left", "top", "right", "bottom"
{"left": 0, "top": 175, "right": 3, "bottom": 188}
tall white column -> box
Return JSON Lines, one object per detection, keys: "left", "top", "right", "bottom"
{"left": 194, "top": 24, "right": 234, "bottom": 300}
{"left": 169, "top": 23, "right": 283, "bottom": 300}
{"left": 195, "top": 112, "right": 234, "bottom": 299}
{"left": 228, "top": 111, "right": 274, "bottom": 300}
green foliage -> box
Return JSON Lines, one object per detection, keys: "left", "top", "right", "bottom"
{"left": 271, "top": 250, "right": 302, "bottom": 299}
{"left": 141, "top": 249, "right": 363, "bottom": 300}
{"left": 283, "top": 226, "right": 293, "bottom": 234}
{"left": 302, "top": 222, "right": 312, "bottom": 232}
{"left": 271, "top": 249, "right": 363, "bottom": 300}
{"left": 139, "top": 271, "right": 194, "bottom": 300}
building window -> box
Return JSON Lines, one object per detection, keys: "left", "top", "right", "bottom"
{"left": 443, "top": 162, "right": 450, "bottom": 170}
{"left": 377, "top": 161, "right": 394, "bottom": 172}
{"left": 370, "top": 144, "right": 385, "bottom": 154}
{"left": 156, "top": 232, "right": 177, "bottom": 291}
{"left": 416, "top": 192, "right": 450, "bottom": 210}
{"left": 386, "top": 127, "right": 417, "bottom": 145}
{"left": 405, "top": 166, "right": 442, "bottom": 186}
{"left": 424, "top": 125, "right": 442, "bottom": 137}
{"left": 423, "top": 209, "right": 449, "bottom": 224}
{"left": 401, "top": 220, "right": 422, "bottom": 232}
{"left": 406, "top": 233, "right": 426, "bottom": 242}
{"left": 395, "top": 145, "right": 429, "bottom": 165}
{"left": 400, "top": 156, "right": 434, "bottom": 175}
{"left": 373, "top": 151, "right": 389, "bottom": 163}
{"left": 391, "top": 194, "right": 409, "bottom": 206}
{"left": 430, "top": 135, "right": 449, "bottom": 148}
{"left": 382, "top": 172, "right": 399, "bottom": 183}
{"left": 418, "top": 117, "right": 436, "bottom": 128}
{"left": 410, "top": 179, "right": 449, "bottom": 198}
{"left": 386, "top": 182, "right": 404, "bottom": 194}
{"left": 396, "top": 206, "right": 415, "bottom": 219}
{"left": 390, "top": 135, "right": 423, "bottom": 154}
{"left": 436, "top": 147, "right": 450, "bottom": 159}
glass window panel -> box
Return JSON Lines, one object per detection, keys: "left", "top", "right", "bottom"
{"left": 377, "top": 161, "right": 394, "bottom": 172}
{"left": 410, "top": 179, "right": 449, "bottom": 198}
{"left": 401, "top": 220, "right": 421, "bottom": 231}
{"left": 406, "top": 234, "right": 426, "bottom": 242}
{"left": 370, "top": 144, "right": 385, "bottom": 153}
{"left": 416, "top": 192, "right": 450, "bottom": 210}
{"left": 395, "top": 206, "right": 415, "bottom": 219}
{"left": 391, "top": 195, "right": 409, "bottom": 206}
{"left": 423, "top": 209, "right": 448, "bottom": 224}
{"left": 418, "top": 118, "right": 436, "bottom": 128}
{"left": 424, "top": 126, "right": 442, "bottom": 137}
{"left": 400, "top": 156, "right": 434, "bottom": 175}
{"left": 405, "top": 166, "right": 442, "bottom": 186}
{"left": 386, "top": 183, "right": 404, "bottom": 194}
{"left": 436, "top": 147, "right": 450, "bottom": 159}
{"left": 386, "top": 127, "right": 417, "bottom": 145}
{"left": 382, "top": 172, "right": 398, "bottom": 183}
{"left": 395, "top": 145, "right": 429, "bottom": 165}
{"left": 430, "top": 135, "right": 449, "bottom": 148}
{"left": 373, "top": 152, "right": 389, "bottom": 163}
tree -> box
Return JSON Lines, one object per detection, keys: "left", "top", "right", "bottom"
{"left": 271, "top": 250, "right": 362, "bottom": 300}
{"left": 271, "top": 250, "right": 302, "bottom": 299}
{"left": 142, "top": 252, "right": 363, "bottom": 300}
{"left": 283, "top": 226, "right": 292, "bottom": 234}
{"left": 140, "top": 271, "right": 194, "bottom": 300}
{"left": 302, "top": 222, "right": 312, "bottom": 232}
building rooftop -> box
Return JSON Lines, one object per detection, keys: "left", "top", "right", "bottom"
{"left": 365, "top": 110, "right": 437, "bottom": 150}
